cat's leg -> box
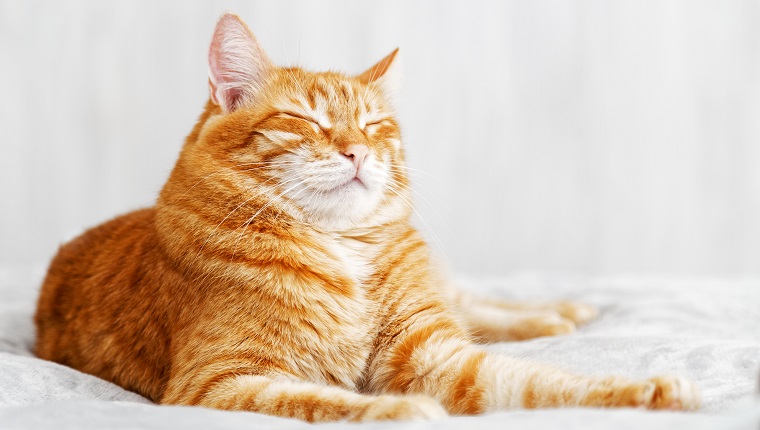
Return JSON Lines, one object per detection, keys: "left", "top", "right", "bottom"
{"left": 472, "top": 294, "right": 600, "bottom": 326}
{"left": 161, "top": 373, "right": 447, "bottom": 422}
{"left": 452, "top": 289, "right": 599, "bottom": 341}
{"left": 368, "top": 308, "right": 699, "bottom": 414}
{"left": 458, "top": 301, "right": 577, "bottom": 341}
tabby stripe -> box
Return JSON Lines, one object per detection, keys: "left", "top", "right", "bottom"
{"left": 522, "top": 373, "right": 540, "bottom": 408}
{"left": 187, "top": 371, "right": 241, "bottom": 406}
{"left": 386, "top": 319, "right": 460, "bottom": 392}
{"left": 447, "top": 351, "right": 487, "bottom": 414}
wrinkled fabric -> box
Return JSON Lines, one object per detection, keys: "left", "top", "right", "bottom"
{"left": 1, "top": 267, "right": 758, "bottom": 429}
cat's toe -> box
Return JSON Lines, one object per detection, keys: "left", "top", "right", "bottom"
{"left": 536, "top": 315, "right": 576, "bottom": 337}
{"left": 637, "top": 376, "right": 701, "bottom": 411}
{"left": 554, "top": 301, "right": 599, "bottom": 326}
{"left": 356, "top": 395, "right": 448, "bottom": 421}
{"left": 404, "top": 395, "right": 449, "bottom": 419}
{"left": 509, "top": 312, "right": 576, "bottom": 340}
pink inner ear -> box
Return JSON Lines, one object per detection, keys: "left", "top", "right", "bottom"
{"left": 208, "top": 13, "right": 272, "bottom": 112}
{"left": 208, "top": 80, "right": 219, "bottom": 105}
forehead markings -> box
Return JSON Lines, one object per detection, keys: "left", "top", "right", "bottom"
{"left": 357, "top": 103, "right": 368, "bottom": 130}
{"left": 281, "top": 77, "right": 380, "bottom": 132}
{"left": 310, "top": 82, "right": 334, "bottom": 130}
{"left": 273, "top": 94, "right": 330, "bottom": 131}
{"left": 339, "top": 81, "right": 353, "bottom": 101}
{"left": 317, "top": 77, "right": 338, "bottom": 102}
{"left": 305, "top": 87, "right": 317, "bottom": 110}
{"left": 355, "top": 87, "right": 373, "bottom": 130}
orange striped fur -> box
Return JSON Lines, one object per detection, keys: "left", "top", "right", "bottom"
{"left": 34, "top": 13, "right": 699, "bottom": 422}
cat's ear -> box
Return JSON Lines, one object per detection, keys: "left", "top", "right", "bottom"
{"left": 208, "top": 13, "right": 273, "bottom": 113}
{"left": 358, "top": 48, "right": 401, "bottom": 104}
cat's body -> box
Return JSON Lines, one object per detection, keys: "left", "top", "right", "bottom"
{"left": 34, "top": 13, "right": 699, "bottom": 422}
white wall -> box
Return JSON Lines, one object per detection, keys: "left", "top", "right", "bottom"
{"left": 2, "top": 0, "right": 760, "bottom": 276}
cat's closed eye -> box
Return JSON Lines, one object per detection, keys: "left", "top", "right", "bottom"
{"left": 278, "top": 111, "right": 318, "bottom": 125}
{"left": 360, "top": 118, "right": 387, "bottom": 131}
{"left": 276, "top": 111, "right": 326, "bottom": 135}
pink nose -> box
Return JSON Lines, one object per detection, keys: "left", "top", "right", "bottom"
{"left": 341, "top": 144, "right": 369, "bottom": 172}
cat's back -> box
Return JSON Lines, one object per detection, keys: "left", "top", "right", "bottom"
{"left": 35, "top": 207, "right": 175, "bottom": 401}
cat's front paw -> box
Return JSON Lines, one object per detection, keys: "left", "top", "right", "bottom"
{"left": 583, "top": 375, "right": 700, "bottom": 410}
{"left": 635, "top": 376, "right": 701, "bottom": 411}
{"left": 354, "top": 395, "right": 448, "bottom": 421}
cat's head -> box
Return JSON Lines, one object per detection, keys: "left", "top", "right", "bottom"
{"left": 171, "top": 13, "right": 409, "bottom": 233}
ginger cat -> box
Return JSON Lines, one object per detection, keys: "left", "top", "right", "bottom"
{"left": 34, "top": 13, "right": 699, "bottom": 422}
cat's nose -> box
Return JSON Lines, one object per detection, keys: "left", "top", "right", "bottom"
{"left": 341, "top": 144, "right": 369, "bottom": 172}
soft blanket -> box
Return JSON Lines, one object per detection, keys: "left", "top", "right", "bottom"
{"left": 1, "top": 267, "right": 759, "bottom": 429}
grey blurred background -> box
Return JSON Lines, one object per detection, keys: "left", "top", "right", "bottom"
{"left": 2, "top": 0, "right": 760, "bottom": 276}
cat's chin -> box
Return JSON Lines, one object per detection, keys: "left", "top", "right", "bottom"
{"left": 297, "top": 183, "right": 384, "bottom": 231}
{"left": 330, "top": 177, "right": 366, "bottom": 193}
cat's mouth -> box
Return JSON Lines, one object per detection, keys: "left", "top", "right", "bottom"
{"left": 331, "top": 177, "right": 365, "bottom": 192}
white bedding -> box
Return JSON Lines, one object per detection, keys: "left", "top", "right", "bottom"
{"left": 1, "top": 267, "right": 759, "bottom": 429}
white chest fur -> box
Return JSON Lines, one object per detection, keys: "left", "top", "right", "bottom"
{"left": 326, "top": 235, "right": 379, "bottom": 284}
{"left": 281, "top": 233, "right": 381, "bottom": 389}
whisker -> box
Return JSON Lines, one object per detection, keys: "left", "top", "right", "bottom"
{"left": 365, "top": 82, "right": 383, "bottom": 104}
{"left": 280, "top": 32, "right": 308, "bottom": 96}
{"left": 362, "top": 59, "right": 384, "bottom": 100}
{"left": 387, "top": 177, "right": 455, "bottom": 239}
{"left": 230, "top": 177, "right": 311, "bottom": 257}
{"left": 384, "top": 183, "right": 451, "bottom": 265}
{"left": 193, "top": 172, "right": 302, "bottom": 260}
{"left": 272, "top": 178, "right": 314, "bottom": 223}
{"left": 189, "top": 173, "right": 305, "bottom": 288}
{"left": 389, "top": 164, "right": 441, "bottom": 180}
{"left": 179, "top": 161, "right": 301, "bottom": 198}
